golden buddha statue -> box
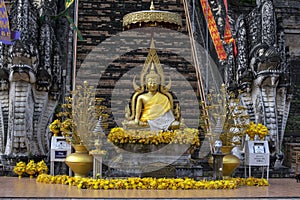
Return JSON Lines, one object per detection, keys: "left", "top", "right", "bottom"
{"left": 123, "top": 40, "right": 181, "bottom": 131}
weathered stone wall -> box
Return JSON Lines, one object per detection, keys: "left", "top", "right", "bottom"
{"left": 230, "top": 0, "right": 300, "bottom": 141}
{"left": 274, "top": 0, "right": 300, "bottom": 140}
{"left": 76, "top": 0, "right": 186, "bottom": 68}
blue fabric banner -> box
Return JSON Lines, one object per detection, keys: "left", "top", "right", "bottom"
{"left": 0, "top": 0, "right": 20, "bottom": 44}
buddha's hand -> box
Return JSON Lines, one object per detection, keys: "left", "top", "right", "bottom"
{"left": 126, "top": 120, "right": 137, "bottom": 126}
{"left": 134, "top": 118, "right": 140, "bottom": 125}
{"left": 124, "top": 119, "right": 148, "bottom": 127}
{"left": 134, "top": 119, "right": 148, "bottom": 126}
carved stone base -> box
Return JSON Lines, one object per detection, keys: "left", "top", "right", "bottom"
{"left": 107, "top": 144, "right": 202, "bottom": 178}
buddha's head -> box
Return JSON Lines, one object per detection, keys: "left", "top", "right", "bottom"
{"left": 145, "top": 65, "right": 160, "bottom": 92}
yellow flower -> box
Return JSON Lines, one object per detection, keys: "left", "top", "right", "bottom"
{"left": 26, "top": 160, "right": 37, "bottom": 177}
{"left": 107, "top": 127, "right": 200, "bottom": 146}
{"left": 36, "top": 160, "right": 48, "bottom": 175}
{"left": 245, "top": 122, "right": 269, "bottom": 140}
{"left": 60, "top": 118, "right": 74, "bottom": 133}
{"left": 49, "top": 119, "right": 61, "bottom": 134}
{"left": 13, "top": 161, "right": 26, "bottom": 177}
{"left": 35, "top": 174, "right": 269, "bottom": 190}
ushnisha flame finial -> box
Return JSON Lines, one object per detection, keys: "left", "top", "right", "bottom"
{"left": 150, "top": 0, "right": 155, "bottom": 10}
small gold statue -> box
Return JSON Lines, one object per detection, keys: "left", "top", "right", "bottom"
{"left": 123, "top": 40, "right": 180, "bottom": 131}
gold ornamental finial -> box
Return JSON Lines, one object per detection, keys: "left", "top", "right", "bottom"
{"left": 150, "top": 0, "right": 155, "bottom": 10}
{"left": 122, "top": 0, "right": 182, "bottom": 31}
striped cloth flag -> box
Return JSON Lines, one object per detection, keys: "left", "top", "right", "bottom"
{"left": 65, "top": 0, "right": 75, "bottom": 9}
{"left": 200, "top": 0, "right": 227, "bottom": 60}
{"left": 0, "top": 0, "right": 20, "bottom": 44}
{"left": 223, "top": 0, "right": 237, "bottom": 57}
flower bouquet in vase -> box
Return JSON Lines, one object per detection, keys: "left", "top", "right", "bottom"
{"left": 245, "top": 122, "right": 269, "bottom": 141}
{"left": 49, "top": 119, "right": 61, "bottom": 137}
{"left": 13, "top": 161, "right": 26, "bottom": 179}
{"left": 36, "top": 160, "right": 48, "bottom": 175}
{"left": 49, "top": 81, "right": 108, "bottom": 177}
{"left": 26, "top": 160, "right": 37, "bottom": 178}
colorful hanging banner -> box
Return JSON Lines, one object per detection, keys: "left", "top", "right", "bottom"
{"left": 65, "top": 12, "right": 83, "bottom": 41}
{"left": 0, "top": 0, "right": 20, "bottom": 44}
{"left": 65, "top": 0, "right": 75, "bottom": 9}
{"left": 49, "top": 0, "right": 83, "bottom": 41}
{"left": 223, "top": 0, "right": 233, "bottom": 44}
{"left": 223, "top": 0, "right": 237, "bottom": 57}
{"left": 200, "top": 0, "right": 227, "bottom": 60}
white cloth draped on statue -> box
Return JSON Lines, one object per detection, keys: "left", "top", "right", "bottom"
{"left": 147, "top": 110, "right": 175, "bottom": 131}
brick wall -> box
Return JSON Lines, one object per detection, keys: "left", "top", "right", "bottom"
{"left": 76, "top": 0, "right": 202, "bottom": 129}
{"left": 76, "top": 0, "right": 186, "bottom": 67}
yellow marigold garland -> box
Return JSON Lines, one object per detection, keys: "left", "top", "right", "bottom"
{"left": 107, "top": 127, "right": 200, "bottom": 146}
{"left": 36, "top": 174, "right": 268, "bottom": 190}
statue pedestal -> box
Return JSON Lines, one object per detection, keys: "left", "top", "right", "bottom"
{"left": 107, "top": 144, "right": 202, "bottom": 178}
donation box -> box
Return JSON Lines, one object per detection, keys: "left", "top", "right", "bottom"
{"left": 50, "top": 136, "right": 72, "bottom": 175}
{"left": 51, "top": 136, "right": 71, "bottom": 161}
{"left": 245, "top": 140, "right": 270, "bottom": 166}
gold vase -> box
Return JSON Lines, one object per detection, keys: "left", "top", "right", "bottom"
{"left": 65, "top": 145, "right": 93, "bottom": 177}
{"left": 208, "top": 146, "right": 240, "bottom": 178}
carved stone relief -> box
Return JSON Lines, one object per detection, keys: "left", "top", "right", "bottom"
{"left": 0, "top": 0, "right": 65, "bottom": 157}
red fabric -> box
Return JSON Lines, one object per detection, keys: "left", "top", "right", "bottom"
{"left": 200, "top": 0, "right": 227, "bottom": 60}
{"left": 223, "top": 0, "right": 237, "bottom": 57}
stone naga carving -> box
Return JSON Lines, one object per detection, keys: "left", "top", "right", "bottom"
{"left": 0, "top": 0, "right": 62, "bottom": 157}
{"left": 198, "top": 0, "right": 292, "bottom": 166}
{"left": 234, "top": 0, "right": 292, "bottom": 167}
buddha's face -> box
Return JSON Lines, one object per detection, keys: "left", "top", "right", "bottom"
{"left": 146, "top": 77, "right": 159, "bottom": 92}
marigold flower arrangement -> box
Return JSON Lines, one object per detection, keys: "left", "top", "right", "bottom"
{"left": 13, "top": 161, "right": 26, "bottom": 178}
{"left": 49, "top": 81, "right": 108, "bottom": 147}
{"left": 49, "top": 96, "right": 82, "bottom": 145}
{"left": 14, "top": 160, "right": 49, "bottom": 178}
{"left": 26, "top": 160, "right": 37, "bottom": 178}
{"left": 107, "top": 127, "right": 200, "bottom": 146}
{"left": 49, "top": 119, "right": 61, "bottom": 136}
{"left": 244, "top": 122, "right": 269, "bottom": 140}
{"left": 36, "top": 160, "right": 48, "bottom": 175}
{"left": 36, "top": 174, "right": 269, "bottom": 190}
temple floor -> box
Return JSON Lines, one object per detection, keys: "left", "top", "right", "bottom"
{"left": 0, "top": 176, "right": 299, "bottom": 199}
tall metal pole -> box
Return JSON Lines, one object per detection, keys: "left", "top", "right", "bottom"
{"left": 182, "top": 0, "right": 209, "bottom": 129}
{"left": 72, "top": 0, "right": 79, "bottom": 90}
